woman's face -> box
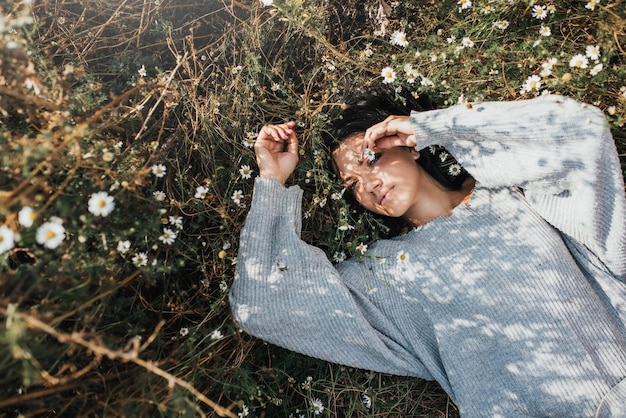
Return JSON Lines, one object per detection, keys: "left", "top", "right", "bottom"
{"left": 332, "top": 133, "right": 423, "bottom": 218}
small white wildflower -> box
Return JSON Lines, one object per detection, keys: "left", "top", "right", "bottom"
{"left": 153, "top": 190, "right": 166, "bottom": 201}
{"left": 458, "top": 0, "right": 472, "bottom": 10}
{"left": 397, "top": 250, "right": 409, "bottom": 263}
{"left": 219, "top": 280, "right": 229, "bottom": 292}
{"left": 390, "top": 30, "right": 409, "bottom": 47}
{"left": 169, "top": 215, "right": 183, "bottom": 229}
{"left": 151, "top": 164, "right": 167, "bottom": 178}
{"left": 117, "top": 240, "right": 131, "bottom": 254}
{"left": 231, "top": 190, "right": 244, "bottom": 206}
{"left": 585, "top": 45, "right": 601, "bottom": 61}
{"left": 132, "top": 252, "right": 148, "bottom": 267}
{"left": 18, "top": 206, "right": 36, "bottom": 228}
{"left": 138, "top": 65, "right": 147, "bottom": 77}
{"left": 88, "top": 191, "right": 115, "bottom": 217}
{"left": 311, "top": 398, "right": 324, "bottom": 415}
{"left": 337, "top": 219, "right": 354, "bottom": 231}
{"left": 520, "top": 75, "right": 542, "bottom": 95}
{"left": 363, "top": 147, "right": 376, "bottom": 162}
{"left": 36, "top": 221, "right": 65, "bottom": 249}
{"left": 333, "top": 251, "right": 347, "bottom": 263}
{"left": 461, "top": 37, "right": 474, "bottom": 48}
{"left": 242, "top": 132, "right": 257, "bottom": 148}
{"left": 356, "top": 242, "right": 368, "bottom": 255}
{"left": 585, "top": 0, "right": 599, "bottom": 10}
{"left": 539, "top": 25, "right": 551, "bottom": 37}
{"left": 239, "top": 164, "right": 253, "bottom": 179}
{"left": 102, "top": 149, "right": 114, "bottom": 162}
{"left": 590, "top": 63, "right": 603, "bottom": 76}
{"left": 210, "top": 329, "right": 224, "bottom": 340}
{"left": 179, "top": 327, "right": 189, "bottom": 337}
{"left": 362, "top": 393, "right": 372, "bottom": 409}
{"left": 569, "top": 54, "right": 589, "bottom": 69}
{"left": 238, "top": 405, "right": 249, "bottom": 418}
{"left": 381, "top": 66, "right": 397, "bottom": 84}
{"left": 492, "top": 20, "right": 509, "bottom": 30}
{"left": 195, "top": 186, "right": 209, "bottom": 199}
{"left": 448, "top": 164, "right": 462, "bottom": 176}
{"left": 531, "top": 4, "right": 548, "bottom": 20}
{"left": 0, "top": 225, "right": 16, "bottom": 255}
{"left": 159, "top": 228, "right": 177, "bottom": 245}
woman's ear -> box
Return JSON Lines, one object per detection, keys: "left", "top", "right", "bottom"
{"left": 409, "top": 148, "right": 420, "bottom": 160}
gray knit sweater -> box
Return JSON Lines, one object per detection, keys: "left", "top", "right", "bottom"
{"left": 230, "top": 95, "right": 626, "bottom": 417}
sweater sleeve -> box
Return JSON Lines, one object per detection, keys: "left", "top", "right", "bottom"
{"left": 229, "top": 177, "right": 430, "bottom": 378}
{"left": 411, "top": 95, "right": 626, "bottom": 280}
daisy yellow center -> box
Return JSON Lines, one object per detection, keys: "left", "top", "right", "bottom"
{"left": 575, "top": 59, "right": 583, "bottom": 67}
{"left": 46, "top": 230, "right": 57, "bottom": 239}
{"left": 400, "top": 254, "right": 406, "bottom": 261}
{"left": 98, "top": 200, "right": 106, "bottom": 208}
{"left": 0, "top": 235, "right": 4, "bottom": 243}
{"left": 529, "top": 80, "right": 537, "bottom": 89}
{"left": 164, "top": 233, "right": 170, "bottom": 238}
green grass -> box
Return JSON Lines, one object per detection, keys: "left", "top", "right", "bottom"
{"left": 0, "top": 0, "right": 624, "bottom": 416}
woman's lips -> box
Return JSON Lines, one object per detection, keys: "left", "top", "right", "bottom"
{"left": 379, "top": 187, "right": 392, "bottom": 205}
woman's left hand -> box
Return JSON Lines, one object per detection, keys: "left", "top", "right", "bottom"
{"left": 362, "top": 115, "right": 417, "bottom": 155}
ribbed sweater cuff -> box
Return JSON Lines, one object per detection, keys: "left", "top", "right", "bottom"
{"left": 250, "top": 177, "right": 304, "bottom": 231}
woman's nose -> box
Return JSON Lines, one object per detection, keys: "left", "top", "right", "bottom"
{"left": 364, "top": 175, "right": 381, "bottom": 194}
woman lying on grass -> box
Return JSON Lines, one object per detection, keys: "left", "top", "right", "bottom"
{"left": 230, "top": 89, "right": 626, "bottom": 417}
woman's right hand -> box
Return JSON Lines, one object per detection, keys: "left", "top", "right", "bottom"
{"left": 362, "top": 115, "right": 417, "bottom": 155}
{"left": 254, "top": 120, "right": 299, "bottom": 185}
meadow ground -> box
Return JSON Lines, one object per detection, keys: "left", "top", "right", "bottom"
{"left": 1, "top": 0, "right": 625, "bottom": 416}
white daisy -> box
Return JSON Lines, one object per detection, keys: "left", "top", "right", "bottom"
{"left": 0, "top": 225, "right": 15, "bottom": 254}
{"left": 492, "top": 20, "right": 509, "bottom": 30}
{"left": 231, "top": 190, "right": 244, "bottom": 205}
{"left": 88, "top": 191, "right": 115, "bottom": 217}
{"left": 333, "top": 251, "right": 347, "bottom": 263}
{"left": 590, "top": 63, "right": 603, "bottom": 76}
{"left": 153, "top": 191, "right": 166, "bottom": 201}
{"left": 195, "top": 185, "right": 209, "bottom": 199}
{"left": 311, "top": 398, "right": 325, "bottom": 415}
{"left": 132, "top": 252, "right": 148, "bottom": 267}
{"left": 397, "top": 250, "right": 409, "bottom": 263}
{"left": 36, "top": 221, "right": 66, "bottom": 249}
{"left": 169, "top": 215, "right": 183, "bottom": 229}
{"left": 363, "top": 147, "right": 376, "bottom": 162}
{"left": 569, "top": 54, "right": 589, "bottom": 69}
{"left": 458, "top": 0, "right": 472, "bottom": 10}
{"left": 158, "top": 228, "right": 177, "bottom": 245}
{"left": 117, "top": 240, "right": 131, "bottom": 254}
{"left": 381, "top": 66, "right": 397, "bottom": 84}
{"left": 461, "top": 37, "right": 474, "bottom": 48}
{"left": 337, "top": 219, "right": 354, "bottom": 231}
{"left": 210, "top": 329, "right": 224, "bottom": 340}
{"left": 448, "top": 164, "right": 462, "bottom": 176}
{"left": 238, "top": 405, "right": 249, "bottom": 418}
{"left": 356, "top": 242, "right": 368, "bottom": 254}
{"left": 242, "top": 132, "right": 256, "bottom": 148}
{"left": 531, "top": 4, "right": 548, "bottom": 19}
{"left": 521, "top": 75, "right": 542, "bottom": 94}
{"left": 390, "top": 30, "right": 409, "bottom": 47}
{"left": 151, "top": 164, "right": 167, "bottom": 178}
{"left": 239, "top": 164, "right": 253, "bottom": 179}
{"left": 102, "top": 149, "right": 114, "bottom": 162}
{"left": 179, "top": 327, "right": 189, "bottom": 337}
{"left": 362, "top": 393, "right": 372, "bottom": 409}
{"left": 585, "top": 0, "right": 599, "bottom": 10}
{"left": 539, "top": 25, "right": 551, "bottom": 37}
{"left": 585, "top": 45, "right": 601, "bottom": 60}
{"left": 18, "top": 206, "right": 36, "bottom": 228}
{"left": 138, "top": 65, "right": 147, "bottom": 77}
